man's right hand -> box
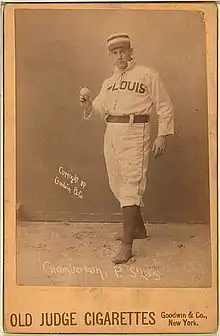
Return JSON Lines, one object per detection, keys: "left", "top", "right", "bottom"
{"left": 79, "top": 87, "right": 92, "bottom": 114}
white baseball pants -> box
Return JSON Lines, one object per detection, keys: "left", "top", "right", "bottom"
{"left": 104, "top": 122, "right": 151, "bottom": 207}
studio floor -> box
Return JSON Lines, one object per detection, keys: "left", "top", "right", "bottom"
{"left": 17, "top": 221, "right": 212, "bottom": 288}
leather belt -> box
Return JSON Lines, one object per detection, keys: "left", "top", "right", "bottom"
{"left": 106, "top": 115, "right": 150, "bottom": 123}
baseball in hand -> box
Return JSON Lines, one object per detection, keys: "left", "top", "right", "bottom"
{"left": 80, "top": 87, "right": 91, "bottom": 98}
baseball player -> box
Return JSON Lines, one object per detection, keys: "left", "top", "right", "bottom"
{"left": 80, "top": 33, "right": 174, "bottom": 264}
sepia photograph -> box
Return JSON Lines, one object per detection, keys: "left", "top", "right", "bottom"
{"left": 15, "top": 7, "right": 211, "bottom": 288}
{"left": 3, "top": 3, "right": 217, "bottom": 334}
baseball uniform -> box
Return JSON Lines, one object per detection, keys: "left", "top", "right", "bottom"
{"left": 84, "top": 59, "right": 174, "bottom": 208}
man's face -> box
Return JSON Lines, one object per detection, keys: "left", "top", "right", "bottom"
{"left": 109, "top": 46, "right": 133, "bottom": 70}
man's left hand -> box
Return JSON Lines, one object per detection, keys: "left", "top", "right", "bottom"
{"left": 152, "top": 135, "right": 166, "bottom": 158}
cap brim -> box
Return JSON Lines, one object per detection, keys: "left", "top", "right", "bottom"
{"left": 108, "top": 41, "right": 131, "bottom": 50}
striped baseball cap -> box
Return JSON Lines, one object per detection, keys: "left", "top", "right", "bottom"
{"left": 107, "top": 33, "right": 131, "bottom": 50}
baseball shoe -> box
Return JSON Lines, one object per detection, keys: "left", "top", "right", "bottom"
{"left": 112, "top": 243, "right": 132, "bottom": 264}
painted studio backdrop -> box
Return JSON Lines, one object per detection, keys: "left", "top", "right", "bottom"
{"left": 15, "top": 9, "right": 210, "bottom": 224}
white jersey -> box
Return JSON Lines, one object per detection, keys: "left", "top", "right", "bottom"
{"left": 85, "top": 59, "right": 174, "bottom": 137}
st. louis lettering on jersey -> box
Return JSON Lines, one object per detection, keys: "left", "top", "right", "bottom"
{"left": 88, "top": 61, "right": 174, "bottom": 137}
{"left": 107, "top": 81, "right": 146, "bottom": 94}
